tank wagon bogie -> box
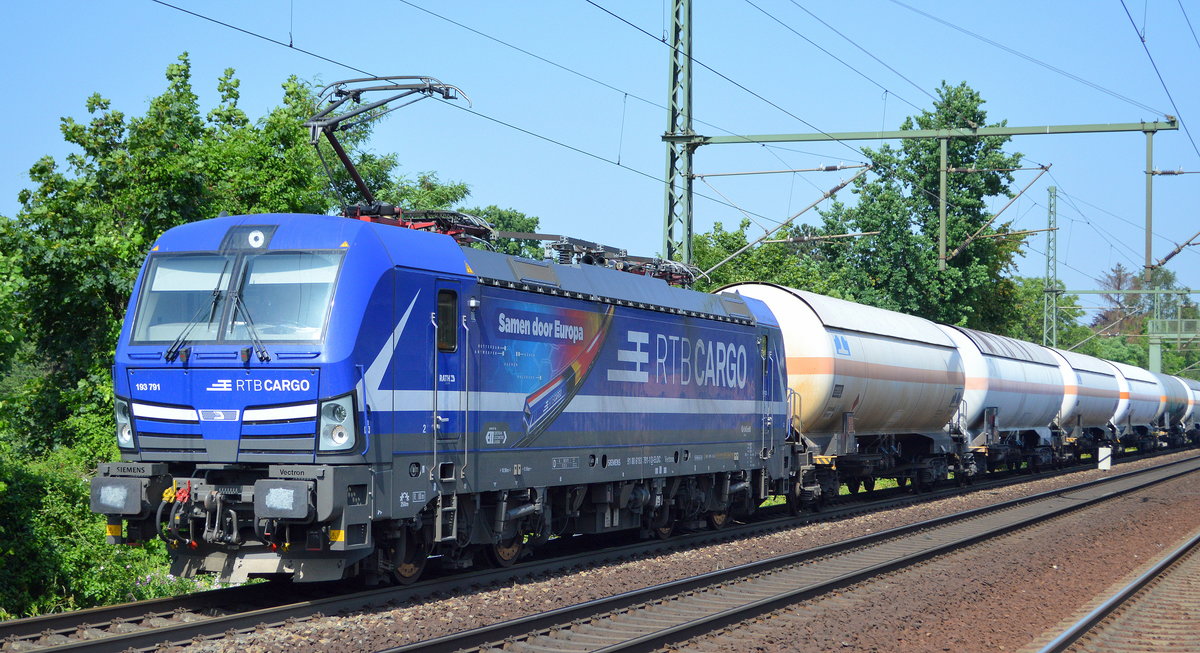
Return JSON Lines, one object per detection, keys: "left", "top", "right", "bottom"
{"left": 91, "top": 214, "right": 796, "bottom": 583}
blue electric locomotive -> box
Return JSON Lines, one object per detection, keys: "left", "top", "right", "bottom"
{"left": 90, "top": 212, "right": 793, "bottom": 583}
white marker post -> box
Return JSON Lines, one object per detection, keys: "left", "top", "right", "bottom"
{"left": 1097, "top": 446, "right": 1112, "bottom": 471}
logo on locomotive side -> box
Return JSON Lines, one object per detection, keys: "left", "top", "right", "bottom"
{"left": 607, "top": 331, "right": 650, "bottom": 383}
{"left": 608, "top": 329, "right": 750, "bottom": 389}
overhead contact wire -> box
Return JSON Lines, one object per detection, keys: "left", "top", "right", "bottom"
{"left": 584, "top": 0, "right": 870, "bottom": 162}
{"left": 149, "top": 0, "right": 794, "bottom": 227}
{"left": 1119, "top": 0, "right": 1200, "bottom": 161}
{"left": 742, "top": 0, "right": 924, "bottom": 113}
{"left": 887, "top": 0, "right": 1166, "bottom": 117}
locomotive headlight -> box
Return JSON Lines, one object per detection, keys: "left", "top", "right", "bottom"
{"left": 118, "top": 423, "right": 134, "bottom": 447}
{"left": 318, "top": 393, "right": 357, "bottom": 452}
{"left": 324, "top": 402, "right": 347, "bottom": 424}
{"left": 114, "top": 398, "right": 135, "bottom": 449}
{"left": 327, "top": 424, "right": 349, "bottom": 446}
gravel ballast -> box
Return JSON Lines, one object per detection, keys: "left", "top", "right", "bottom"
{"left": 683, "top": 462, "right": 1200, "bottom": 652}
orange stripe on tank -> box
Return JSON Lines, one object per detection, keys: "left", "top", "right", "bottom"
{"left": 785, "top": 357, "right": 835, "bottom": 375}
{"left": 1119, "top": 391, "right": 1130, "bottom": 399}
{"left": 785, "top": 357, "right": 961, "bottom": 385}
{"left": 964, "top": 377, "right": 1064, "bottom": 395}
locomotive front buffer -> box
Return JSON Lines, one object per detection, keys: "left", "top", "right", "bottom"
{"left": 92, "top": 462, "right": 376, "bottom": 582}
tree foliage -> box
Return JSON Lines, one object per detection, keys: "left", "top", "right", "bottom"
{"left": 818, "top": 82, "right": 1026, "bottom": 329}
{"left": 694, "top": 82, "right": 1028, "bottom": 332}
{"left": 1070, "top": 263, "right": 1200, "bottom": 369}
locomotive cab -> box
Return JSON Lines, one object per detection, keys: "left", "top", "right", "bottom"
{"left": 90, "top": 214, "right": 450, "bottom": 582}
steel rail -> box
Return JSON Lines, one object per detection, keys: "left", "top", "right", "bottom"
{"left": 384, "top": 456, "right": 1200, "bottom": 653}
{"left": 1035, "top": 528, "right": 1200, "bottom": 653}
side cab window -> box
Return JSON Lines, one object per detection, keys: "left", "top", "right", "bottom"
{"left": 437, "top": 290, "right": 457, "bottom": 352}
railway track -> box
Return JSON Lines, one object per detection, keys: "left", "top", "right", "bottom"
{"left": 1035, "top": 526, "right": 1200, "bottom": 653}
{"left": 0, "top": 451, "right": 1190, "bottom": 652}
{"left": 385, "top": 455, "right": 1200, "bottom": 653}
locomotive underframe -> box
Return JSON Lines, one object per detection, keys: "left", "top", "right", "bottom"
{"left": 93, "top": 457, "right": 798, "bottom": 583}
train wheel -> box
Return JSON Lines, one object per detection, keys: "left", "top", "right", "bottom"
{"left": 485, "top": 537, "right": 524, "bottom": 568}
{"left": 846, "top": 479, "right": 861, "bottom": 494}
{"left": 706, "top": 511, "right": 730, "bottom": 530}
{"left": 786, "top": 481, "right": 805, "bottom": 516}
{"left": 862, "top": 477, "right": 876, "bottom": 493}
{"left": 391, "top": 531, "right": 429, "bottom": 585}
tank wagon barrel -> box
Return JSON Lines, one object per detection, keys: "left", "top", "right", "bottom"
{"left": 1046, "top": 347, "right": 1122, "bottom": 457}
{"left": 720, "top": 282, "right": 970, "bottom": 494}
{"left": 1182, "top": 378, "right": 1200, "bottom": 445}
{"left": 937, "top": 325, "right": 1064, "bottom": 470}
{"left": 1107, "top": 361, "right": 1167, "bottom": 452}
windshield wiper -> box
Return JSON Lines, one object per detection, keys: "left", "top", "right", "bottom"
{"left": 230, "top": 291, "right": 271, "bottom": 362}
{"left": 164, "top": 259, "right": 230, "bottom": 363}
{"left": 165, "top": 286, "right": 223, "bottom": 363}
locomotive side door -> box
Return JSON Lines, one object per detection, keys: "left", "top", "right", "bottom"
{"left": 432, "top": 280, "right": 465, "bottom": 446}
{"left": 759, "top": 332, "right": 776, "bottom": 459}
{"left": 430, "top": 279, "right": 467, "bottom": 542}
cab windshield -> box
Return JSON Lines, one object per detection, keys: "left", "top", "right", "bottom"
{"left": 130, "top": 250, "right": 343, "bottom": 344}
{"left": 228, "top": 252, "right": 341, "bottom": 341}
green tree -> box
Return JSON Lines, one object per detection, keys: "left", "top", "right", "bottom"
{"left": 1, "top": 55, "right": 407, "bottom": 456}
{"left": 690, "top": 83, "right": 1028, "bottom": 333}
{"left": 691, "top": 219, "right": 866, "bottom": 299}
{"left": 463, "top": 205, "right": 542, "bottom": 258}
{"left": 816, "top": 82, "right": 1025, "bottom": 329}
{"left": 0, "top": 55, "right": 492, "bottom": 616}
{"left": 998, "top": 276, "right": 1087, "bottom": 346}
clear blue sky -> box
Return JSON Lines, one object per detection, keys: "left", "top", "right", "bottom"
{"left": 3, "top": 1, "right": 1198, "bottom": 310}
